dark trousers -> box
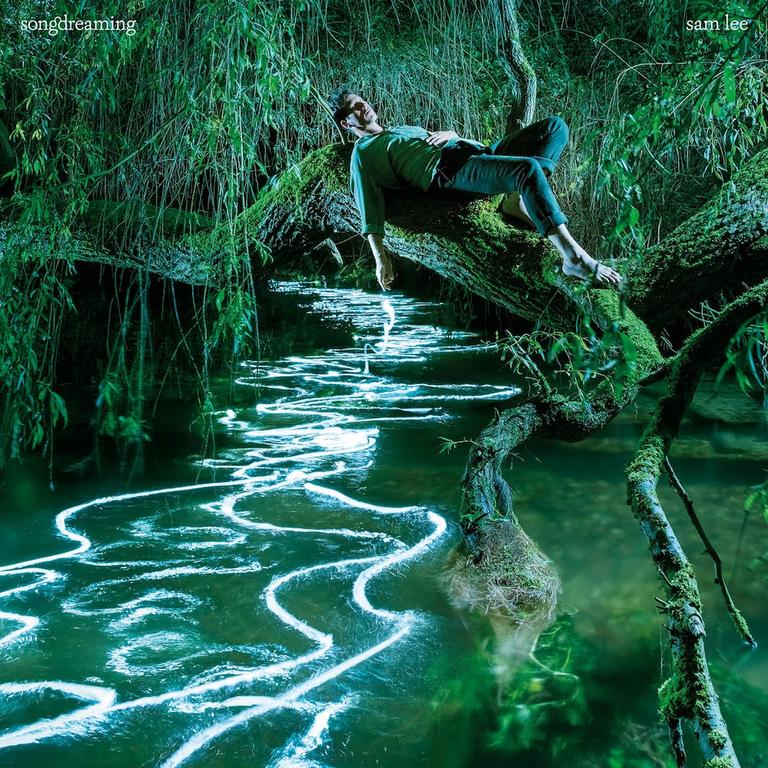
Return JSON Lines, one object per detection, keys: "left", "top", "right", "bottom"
{"left": 436, "top": 117, "right": 569, "bottom": 236}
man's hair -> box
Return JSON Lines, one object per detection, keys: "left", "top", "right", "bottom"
{"left": 328, "top": 86, "right": 354, "bottom": 127}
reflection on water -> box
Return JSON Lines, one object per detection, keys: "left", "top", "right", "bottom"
{"left": 0, "top": 283, "right": 519, "bottom": 767}
{"left": 0, "top": 282, "right": 766, "bottom": 768}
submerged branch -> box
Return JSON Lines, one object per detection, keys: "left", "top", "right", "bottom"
{"left": 664, "top": 457, "right": 756, "bottom": 647}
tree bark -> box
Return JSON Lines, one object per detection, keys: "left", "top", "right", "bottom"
{"left": 493, "top": 0, "right": 538, "bottom": 130}
{"left": 629, "top": 147, "right": 768, "bottom": 330}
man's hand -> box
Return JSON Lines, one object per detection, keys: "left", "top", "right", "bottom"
{"left": 375, "top": 251, "right": 396, "bottom": 291}
{"left": 426, "top": 130, "right": 459, "bottom": 147}
{"left": 367, "top": 233, "right": 395, "bottom": 291}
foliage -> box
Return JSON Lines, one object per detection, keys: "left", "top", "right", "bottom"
{"left": 499, "top": 307, "right": 639, "bottom": 402}
{"left": 0, "top": 0, "right": 766, "bottom": 473}
{"left": 744, "top": 478, "right": 768, "bottom": 523}
{"left": 0, "top": 235, "right": 74, "bottom": 461}
{"left": 487, "top": 617, "right": 588, "bottom": 752}
{"left": 716, "top": 309, "right": 768, "bottom": 398}
{"left": 428, "top": 614, "right": 678, "bottom": 766}
{"left": 0, "top": 0, "right": 522, "bottom": 468}
{"left": 525, "top": 0, "right": 768, "bottom": 259}
{"left": 0, "top": 0, "right": 309, "bottom": 465}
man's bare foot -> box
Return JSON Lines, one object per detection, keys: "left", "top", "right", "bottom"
{"left": 499, "top": 192, "right": 535, "bottom": 229}
{"left": 547, "top": 224, "right": 622, "bottom": 289}
{"left": 561, "top": 252, "right": 622, "bottom": 288}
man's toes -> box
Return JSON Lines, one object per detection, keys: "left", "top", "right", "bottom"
{"left": 594, "top": 264, "right": 622, "bottom": 287}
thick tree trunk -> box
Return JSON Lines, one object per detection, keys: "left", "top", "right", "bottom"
{"left": 629, "top": 147, "right": 768, "bottom": 330}
{"left": 232, "top": 143, "right": 768, "bottom": 331}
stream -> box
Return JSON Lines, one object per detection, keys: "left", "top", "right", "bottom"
{"left": 1, "top": 282, "right": 766, "bottom": 768}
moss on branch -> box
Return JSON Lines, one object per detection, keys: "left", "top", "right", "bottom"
{"left": 629, "top": 147, "right": 768, "bottom": 330}
{"left": 625, "top": 282, "right": 768, "bottom": 767}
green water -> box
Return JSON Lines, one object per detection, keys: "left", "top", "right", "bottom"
{"left": 1, "top": 282, "right": 766, "bottom": 768}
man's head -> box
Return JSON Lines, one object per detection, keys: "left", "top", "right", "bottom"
{"left": 329, "top": 88, "right": 380, "bottom": 136}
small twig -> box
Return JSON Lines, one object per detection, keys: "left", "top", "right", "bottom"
{"left": 664, "top": 457, "right": 757, "bottom": 646}
{"left": 657, "top": 566, "right": 675, "bottom": 591}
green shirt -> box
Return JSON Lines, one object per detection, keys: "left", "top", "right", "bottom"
{"left": 350, "top": 125, "right": 443, "bottom": 237}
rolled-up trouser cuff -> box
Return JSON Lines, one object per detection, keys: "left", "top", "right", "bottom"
{"left": 534, "top": 211, "right": 568, "bottom": 236}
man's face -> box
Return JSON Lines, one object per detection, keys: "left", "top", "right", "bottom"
{"left": 340, "top": 93, "right": 378, "bottom": 131}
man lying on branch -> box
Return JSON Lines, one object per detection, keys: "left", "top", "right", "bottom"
{"left": 329, "top": 88, "right": 622, "bottom": 292}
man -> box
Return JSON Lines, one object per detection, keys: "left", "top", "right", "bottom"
{"left": 328, "top": 88, "right": 622, "bottom": 291}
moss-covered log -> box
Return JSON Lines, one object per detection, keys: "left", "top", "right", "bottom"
{"left": 224, "top": 143, "right": 598, "bottom": 325}
{"left": 244, "top": 142, "right": 768, "bottom": 332}
{"left": 629, "top": 147, "right": 768, "bottom": 331}
{"left": 0, "top": 198, "right": 216, "bottom": 286}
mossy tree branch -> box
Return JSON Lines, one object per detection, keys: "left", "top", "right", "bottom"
{"left": 493, "top": 0, "right": 537, "bottom": 130}
{"left": 238, "top": 143, "right": 768, "bottom": 330}
{"left": 626, "top": 280, "right": 768, "bottom": 767}
{"left": 454, "top": 290, "right": 663, "bottom": 614}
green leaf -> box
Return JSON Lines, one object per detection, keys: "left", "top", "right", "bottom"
{"left": 723, "top": 64, "right": 736, "bottom": 104}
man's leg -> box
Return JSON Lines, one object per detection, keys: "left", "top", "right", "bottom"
{"left": 491, "top": 116, "right": 569, "bottom": 176}
{"left": 494, "top": 117, "right": 569, "bottom": 227}
{"left": 444, "top": 153, "right": 566, "bottom": 234}
{"left": 441, "top": 153, "right": 622, "bottom": 287}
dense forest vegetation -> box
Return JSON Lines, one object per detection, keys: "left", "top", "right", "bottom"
{"left": 1, "top": 0, "right": 767, "bottom": 765}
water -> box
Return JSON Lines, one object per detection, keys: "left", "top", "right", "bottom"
{"left": 1, "top": 282, "right": 767, "bottom": 768}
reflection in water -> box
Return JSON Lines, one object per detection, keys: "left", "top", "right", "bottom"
{"left": 0, "top": 283, "right": 519, "bottom": 767}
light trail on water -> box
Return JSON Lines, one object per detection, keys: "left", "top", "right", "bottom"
{"left": 0, "top": 284, "right": 520, "bottom": 766}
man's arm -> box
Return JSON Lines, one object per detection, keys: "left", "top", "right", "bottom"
{"left": 351, "top": 150, "right": 394, "bottom": 290}
{"left": 367, "top": 234, "right": 395, "bottom": 291}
